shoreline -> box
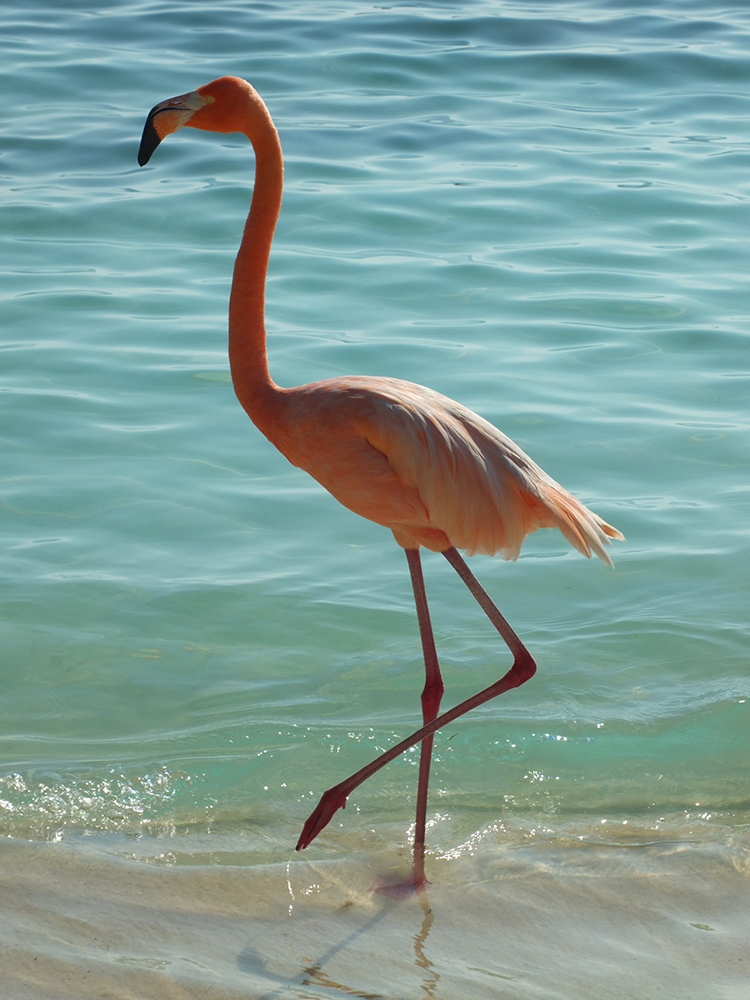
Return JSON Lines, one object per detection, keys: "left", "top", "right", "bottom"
{"left": 2, "top": 826, "right": 748, "bottom": 999}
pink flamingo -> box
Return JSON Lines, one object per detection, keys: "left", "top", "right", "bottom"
{"left": 139, "top": 76, "right": 623, "bottom": 890}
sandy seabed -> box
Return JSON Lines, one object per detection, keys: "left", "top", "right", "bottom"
{"left": 2, "top": 830, "right": 748, "bottom": 1000}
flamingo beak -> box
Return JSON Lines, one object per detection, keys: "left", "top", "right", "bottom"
{"left": 138, "top": 89, "right": 209, "bottom": 166}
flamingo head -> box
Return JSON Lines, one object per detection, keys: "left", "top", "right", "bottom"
{"left": 138, "top": 76, "right": 259, "bottom": 166}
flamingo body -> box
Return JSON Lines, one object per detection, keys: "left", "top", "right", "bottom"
{"left": 139, "top": 76, "right": 623, "bottom": 890}
{"left": 263, "top": 375, "right": 620, "bottom": 561}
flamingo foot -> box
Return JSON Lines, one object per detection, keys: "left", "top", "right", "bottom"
{"left": 296, "top": 782, "right": 350, "bottom": 850}
{"left": 372, "top": 874, "right": 426, "bottom": 898}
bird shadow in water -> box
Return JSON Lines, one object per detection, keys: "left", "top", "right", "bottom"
{"left": 245, "top": 889, "right": 439, "bottom": 1000}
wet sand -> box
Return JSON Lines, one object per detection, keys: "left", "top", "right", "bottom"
{"left": 2, "top": 829, "right": 748, "bottom": 999}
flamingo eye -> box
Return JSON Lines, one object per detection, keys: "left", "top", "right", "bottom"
{"left": 204, "top": 95, "right": 216, "bottom": 104}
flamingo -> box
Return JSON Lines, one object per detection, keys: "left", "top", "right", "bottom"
{"left": 138, "top": 76, "right": 623, "bottom": 890}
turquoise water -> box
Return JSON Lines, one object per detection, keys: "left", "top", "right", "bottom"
{"left": 2, "top": 1, "right": 749, "bottom": 996}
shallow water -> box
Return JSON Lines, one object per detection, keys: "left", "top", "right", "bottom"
{"left": 3, "top": 833, "right": 749, "bottom": 1000}
{"left": 2, "top": 1, "right": 749, "bottom": 996}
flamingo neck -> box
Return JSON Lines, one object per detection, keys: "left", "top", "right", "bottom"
{"left": 228, "top": 103, "right": 284, "bottom": 417}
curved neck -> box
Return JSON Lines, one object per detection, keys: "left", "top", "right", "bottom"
{"left": 228, "top": 102, "right": 283, "bottom": 413}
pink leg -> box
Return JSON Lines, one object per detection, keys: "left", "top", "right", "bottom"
{"left": 405, "top": 548, "right": 444, "bottom": 890}
{"left": 296, "top": 547, "right": 536, "bottom": 855}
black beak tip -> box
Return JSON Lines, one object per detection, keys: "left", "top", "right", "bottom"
{"left": 137, "top": 115, "right": 162, "bottom": 166}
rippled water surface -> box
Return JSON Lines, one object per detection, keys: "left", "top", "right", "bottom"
{"left": 2, "top": 2, "right": 749, "bottom": 997}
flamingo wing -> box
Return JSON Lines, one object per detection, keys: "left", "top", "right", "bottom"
{"left": 352, "top": 379, "right": 622, "bottom": 562}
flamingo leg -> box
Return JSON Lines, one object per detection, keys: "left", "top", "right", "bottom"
{"left": 405, "top": 547, "right": 444, "bottom": 889}
{"left": 296, "top": 546, "right": 537, "bottom": 855}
